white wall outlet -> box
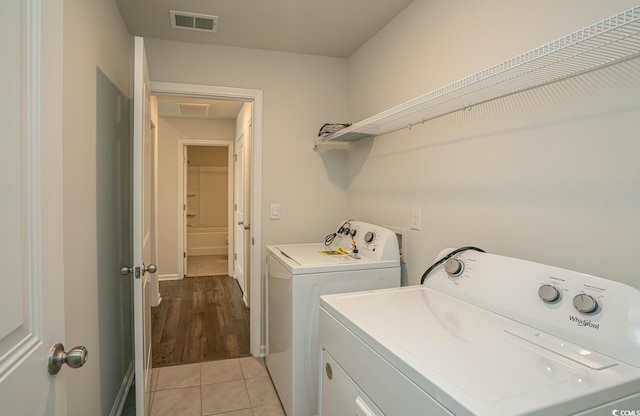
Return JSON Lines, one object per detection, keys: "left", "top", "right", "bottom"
{"left": 410, "top": 207, "right": 421, "bottom": 231}
{"left": 384, "top": 225, "right": 407, "bottom": 263}
{"left": 270, "top": 203, "right": 281, "bottom": 220}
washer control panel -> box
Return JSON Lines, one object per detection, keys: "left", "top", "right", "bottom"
{"left": 424, "top": 248, "right": 640, "bottom": 367}
{"left": 537, "top": 284, "right": 600, "bottom": 314}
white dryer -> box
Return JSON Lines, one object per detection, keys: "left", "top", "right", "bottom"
{"left": 319, "top": 249, "right": 640, "bottom": 415}
{"left": 266, "top": 220, "right": 401, "bottom": 416}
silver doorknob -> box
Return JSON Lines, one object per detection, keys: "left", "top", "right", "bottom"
{"left": 120, "top": 265, "right": 133, "bottom": 276}
{"left": 48, "top": 343, "right": 88, "bottom": 375}
{"left": 144, "top": 264, "right": 157, "bottom": 274}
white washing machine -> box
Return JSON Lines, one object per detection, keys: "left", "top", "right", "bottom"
{"left": 266, "top": 220, "right": 401, "bottom": 416}
{"left": 319, "top": 249, "right": 640, "bottom": 415}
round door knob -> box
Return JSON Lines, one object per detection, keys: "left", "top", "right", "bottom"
{"left": 120, "top": 265, "right": 133, "bottom": 276}
{"left": 144, "top": 264, "right": 157, "bottom": 274}
{"left": 572, "top": 293, "right": 599, "bottom": 314}
{"left": 48, "top": 343, "right": 88, "bottom": 375}
{"left": 444, "top": 258, "right": 464, "bottom": 277}
{"left": 538, "top": 284, "right": 562, "bottom": 303}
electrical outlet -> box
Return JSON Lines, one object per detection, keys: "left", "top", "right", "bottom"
{"left": 410, "top": 207, "right": 421, "bottom": 231}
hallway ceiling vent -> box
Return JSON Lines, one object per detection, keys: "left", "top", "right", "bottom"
{"left": 176, "top": 103, "right": 211, "bottom": 117}
{"left": 169, "top": 10, "right": 218, "bottom": 33}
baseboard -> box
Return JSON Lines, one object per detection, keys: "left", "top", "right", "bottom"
{"left": 158, "top": 273, "right": 181, "bottom": 281}
{"left": 109, "top": 360, "right": 135, "bottom": 416}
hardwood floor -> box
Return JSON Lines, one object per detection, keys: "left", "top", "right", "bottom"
{"left": 151, "top": 270, "right": 250, "bottom": 368}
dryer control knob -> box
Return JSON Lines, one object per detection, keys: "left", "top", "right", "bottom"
{"left": 364, "top": 231, "right": 375, "bottom": 243}
{"left": 572, "top": 293, "right": 599, "bottom": 314}
{"left": 444, "top": 258, "right": 464, "bottom": 277}
{"left": 538, "top": 285, "right": 561, "bottom": 303}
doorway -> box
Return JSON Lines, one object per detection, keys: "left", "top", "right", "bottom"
{"left": 149, "top": 87, "right": 262, "bottom": 367}
{"left": 180, "top": 142, "right": 234, "bottom": 280}
{"left": 150, "top": 82, "right": 263, "bottom": 358}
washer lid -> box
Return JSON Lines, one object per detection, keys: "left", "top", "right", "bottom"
{"left": 269, "top": 243, "right": 400, "bottom": 274}
{"left": 321, "top": 286, "right": 640, "bottom": 415}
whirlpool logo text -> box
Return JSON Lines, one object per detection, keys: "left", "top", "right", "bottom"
{"left": 569, "top": 315, "right": 600, "bottom": 329}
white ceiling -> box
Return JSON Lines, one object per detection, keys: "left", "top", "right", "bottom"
{"left": 156, "top": 95, "right": 245, "bottom": 120}
{"left": 123, "top": 0, "right": 414, "bottom": 120}
{"left": 115, "top": 0, "right": 414, "bottom": 59}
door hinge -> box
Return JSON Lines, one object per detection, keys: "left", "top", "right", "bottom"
{"left": 234, "top": 203, "right": 237, "bottom": 211}
{"left": 183, "top": 204, "right": 186, "bottom": 211}
{"left": 135, "top": 267, "right": 141, "bottom": 279}
{"left": 252, "top": 237, "right": 254, "bottom": 245}
{"left": 234, "top": 253, "right": 237, "bottom": 260}
{"left": 233, "top": 154, "right": 237, "bottom": 162}
{"left": 183, "top": 252, "right": 186, "bottom": 258}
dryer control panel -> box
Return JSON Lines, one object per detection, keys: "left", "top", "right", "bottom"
{"left": 330, "top": 221, "right": 400, "bottom": 262}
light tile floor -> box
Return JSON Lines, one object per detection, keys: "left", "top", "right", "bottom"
{"left": 150, "top": 357, "right": 285, "bottom": 416}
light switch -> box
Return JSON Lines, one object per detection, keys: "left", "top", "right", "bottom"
{"left": 270, "top": 203, "right": 281, "bottom": 220}
{"left": 410, "top": 207, "right": 421, "bottom": 230}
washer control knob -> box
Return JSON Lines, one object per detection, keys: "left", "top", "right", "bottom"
{"left": 444, "top": 258, "right": 464, "bottom": 277}
{"left": 364, "top": 231, "right": 375, "bottom": 243}
{"left": 538, "top": 285, "right": 562, "bottom": 303}
{"left": 572, "top": 293, "right": 599, "bottom": 314}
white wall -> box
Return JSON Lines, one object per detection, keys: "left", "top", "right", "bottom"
{"left": 158, "top": 118, "right": 235, "bottom": 277}
{"left": 346, "top": 0, "right": 640, "bottom": 288}
{"left": 145, "top": 40, "right": 351, "bottom": 252}
{"left": 63, "top": 0, "right": 133, "bottom": 414}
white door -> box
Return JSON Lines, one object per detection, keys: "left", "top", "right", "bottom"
{"left": 133, "top": 36, "right": 156, "bottom": 416}
{"left": 183, "top": 145, "right": 189, "bottom": 276}
{"left": 234, "top": 134, "right": 246, "bottom": 294}
{"left": 243, "top": 121, "right": 253, "bottom": 306}
{"left": 0, "top": 0, "right": 68, "bottom": 413}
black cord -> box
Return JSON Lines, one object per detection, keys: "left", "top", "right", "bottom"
{"left": 420, "top": 246, "right": 486, "bottom": 284}
{"left": 324, "top": 232, "right": 337, "bottom": 246}
{"left": 324, "top": 220, "right": 352, "bottom": 246}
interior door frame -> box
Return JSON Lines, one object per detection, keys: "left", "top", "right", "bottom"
{"left": 177, "top": 140, "right": 234, "bottom": 278}
{"left": 151, "top": 81, "right": 263, "bottom": 357}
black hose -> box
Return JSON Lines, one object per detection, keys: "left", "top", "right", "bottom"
{"left": 420, "top": 246, "right": 486, "bottom": 284}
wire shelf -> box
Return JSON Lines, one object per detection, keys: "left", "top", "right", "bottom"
{"left": 316, "top": 5, "right": 640, "bottom": 145}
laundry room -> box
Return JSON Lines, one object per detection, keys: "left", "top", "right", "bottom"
{"left": 139, "top": 0, "right": 640, "bottom": 412}
{"left": 14, "top": 0, "right": 638, "bottom": 414}
{"left": 142, "top": 0, "right": 640, "bottom": 290}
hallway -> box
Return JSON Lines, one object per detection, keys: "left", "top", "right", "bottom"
{"left": 152, "top": 256, "right": 250, "bottom": 367}
{"left": 134, "top": 256, "right": 285, "bottom": 415}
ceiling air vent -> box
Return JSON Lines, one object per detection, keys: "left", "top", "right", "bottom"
{"left": 176, "top": 103, "right": 211, "bottom": 117}
{"left": 170, "top": 10, "right": 218, "bottom": 33}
